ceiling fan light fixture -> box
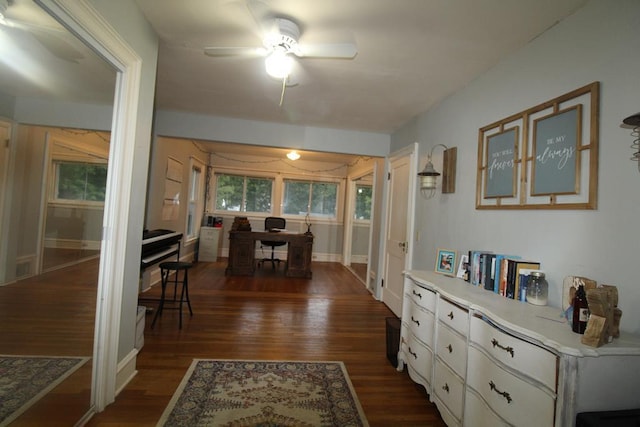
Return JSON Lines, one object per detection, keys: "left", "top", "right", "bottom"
{"left": 0, "top": 0, "right": 8, "bottom": 25}
{"left": 265, "top": 49, "right": 293, "bottom": 79}
{"left": 286, "top": 150, "right": 300, "bottom": 161}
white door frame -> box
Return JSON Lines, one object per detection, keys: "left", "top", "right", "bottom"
{"left": 38, "top": 0, "right": 142, "bottom": 412}
{"left": 342, "top": 164, "right": 377, "bottom": 290}
{"left": 377, "top": 143, "right": 418, "bottom": 309}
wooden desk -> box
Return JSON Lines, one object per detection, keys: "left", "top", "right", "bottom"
{"left": 226, "top": 230, "right": 313, "bottom": 278}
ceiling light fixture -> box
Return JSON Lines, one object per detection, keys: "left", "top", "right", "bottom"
{"left": 265, "top": 48, "right": 293, "bottom": 79}
{"left": 286, "top": 150, "right": 300, "bottom": 161}
{"left": 0, "top": 0, "right": 8, "bottom": 25}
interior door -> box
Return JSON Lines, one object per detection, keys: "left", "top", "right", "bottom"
{"left": 382, "top": 145, "right": 416, "bottom": 317}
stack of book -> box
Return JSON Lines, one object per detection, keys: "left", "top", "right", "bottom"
{"left": 466, "top": 250, "right": 540, "bottom": 301}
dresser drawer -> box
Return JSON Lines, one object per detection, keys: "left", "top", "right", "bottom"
{"left": 438, "top": 297, "right": 469, "bottom": 336}
{"left": 436, "top": 322, "right": 467, "bottom": 377}
{"left": 470, "top": 315, "right": 557, "bottom": 391}
{"left": 401, "top": 334, "right": 433, "bottom": 383}
{"left": 434, "top": 358, "right": 464, "bottom": 421}
{"left": 406, "top": 299, "right": 435, "bottom": 347}
{"left": 464, "top": 388, "right": 510, "bottom": 427}
{"left": 406, "top": 279, "right": 436, "bottom": 311}
{"left": 467, "top": 346, "right": 555, "bottom": 427}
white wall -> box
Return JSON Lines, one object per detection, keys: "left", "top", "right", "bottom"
{"left": 391, "top": 0, "right": 640, "bottom": 334}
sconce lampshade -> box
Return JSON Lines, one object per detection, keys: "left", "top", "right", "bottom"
{"left": 417, "top": 145, "right": 457, "bottom": 199}
{"left": 417, "top": 160, "right": 441, "bottom": 198}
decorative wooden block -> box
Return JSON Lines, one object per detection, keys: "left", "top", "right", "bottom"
{"left": 582, "top": 314, "right": 607, "bottom": 347}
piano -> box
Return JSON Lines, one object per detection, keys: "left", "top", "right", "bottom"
{"left": 141, "top": 229, "right": 183, "bottom": 270}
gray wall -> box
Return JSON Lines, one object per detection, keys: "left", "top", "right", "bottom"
{"left": 391, "top": 0, "right": 640, "bottom": 334}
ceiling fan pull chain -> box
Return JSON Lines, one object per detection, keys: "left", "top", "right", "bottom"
{"left": 279, "top": 76, "right": 287, "bottom": 107}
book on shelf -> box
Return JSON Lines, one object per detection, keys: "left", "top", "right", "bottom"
{"left": 493, "top": 254, "right": 519, "bottom": 294}
{"left": 506, "top": 260, "right": 541, "bottom": 299}
{"left": 468, "top": 250, "right": 492, "bottom": 286}
{"left": 482, "top": 253, "right": 496, "bottom": 291}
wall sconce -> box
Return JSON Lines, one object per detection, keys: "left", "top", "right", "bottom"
{"left": 286, "top": 150, "right": 300, "bottom": 161}
{"left": 417, "top": 144, "right": 457, "bottom": 199}
{"left": 623, "top": 112, "right": 640, "bottom": 171}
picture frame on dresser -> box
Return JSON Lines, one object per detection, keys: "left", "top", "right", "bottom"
{"left": 435, "top": 249, "right": 456, "bottom": 275}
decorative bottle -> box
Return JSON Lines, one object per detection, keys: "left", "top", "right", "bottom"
{"left": 526, "top": 271, "right": 548, "bottom": 306}
{"left": 572, "top": 284, "right": 589, "bottom": 334}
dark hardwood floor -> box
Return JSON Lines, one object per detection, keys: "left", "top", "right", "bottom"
{"left": 0, "top": 257, "right": 98, "bottom": 427}
{"left": 87, "top": 259, "right": 446, "bottom": 426}
{"left": 2, "top": 257, "right": 445, "bottom": 426}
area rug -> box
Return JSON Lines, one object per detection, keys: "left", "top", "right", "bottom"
{"left": 157, "top": 359, "right": 369, "bottom": 427}
{"left": 0, "top": 355, "right": 89, "bottom": 426}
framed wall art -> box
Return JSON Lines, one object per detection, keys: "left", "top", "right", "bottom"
{"left": 476, "top": 82, "right": 599, "bottom": 210}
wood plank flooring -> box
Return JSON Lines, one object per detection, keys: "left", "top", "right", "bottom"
{"left": 87, "top": 259, "right": 446, "bottom": 426}
{"left": 0, "top": 258, "right": 97, "bottom": 426}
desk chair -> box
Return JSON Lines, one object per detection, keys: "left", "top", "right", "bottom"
{"left": 259, "top": 216, "right": 286, "bottom": 270}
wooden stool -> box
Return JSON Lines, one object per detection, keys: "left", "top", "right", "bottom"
{"left": 151, "top": 261, "right": 193, "bottom": 329}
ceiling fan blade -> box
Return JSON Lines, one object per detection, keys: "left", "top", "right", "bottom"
{"left": 297, "top": 43, "right": 357, "bottom": 59}
{"left": 204, "top": 46, "right": 266, "bottom": 57}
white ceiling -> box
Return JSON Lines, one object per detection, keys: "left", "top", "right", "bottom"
{"left": 0, "top": 0, "right": 588, "bottom": 161}
{"left": 135, "top": 0, "right": 588, "bottom": 134}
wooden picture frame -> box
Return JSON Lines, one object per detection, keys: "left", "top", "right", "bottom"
{"left": 476, "top": 82, "right": 599, "bottom": 210}
{"left": 435, "top": 249, "right": 457, "bottom": 276}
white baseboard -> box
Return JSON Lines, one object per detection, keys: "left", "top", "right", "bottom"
{"left": 115, "top": 348, "right": 138, "bottom": 396}
{"left": 44, "top": 238, "right": 101, "bottom": 250}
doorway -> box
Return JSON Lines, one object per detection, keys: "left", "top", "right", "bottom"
{"left": 344, "top": 169, "right": 375, "bottom": 289}
{"left": 381, "top": 144, "right": 417, "bottom": 317}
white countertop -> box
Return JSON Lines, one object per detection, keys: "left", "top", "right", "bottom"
{"left": 406, "top": 270, "right": 640, "bottom": 358}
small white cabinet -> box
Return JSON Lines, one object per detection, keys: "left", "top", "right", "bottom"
{"left": 199, "top": 226, "right": 221, "bottom": 262}
{"left": 398, "top": 270, "right": 640, "bottom": 427}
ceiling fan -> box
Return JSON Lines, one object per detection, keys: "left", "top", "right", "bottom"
{"left": 0, "top": 0, "right": 84, "bottom": 63}
{"left": 203, "top": 3, "right": 358, "bottom": 88}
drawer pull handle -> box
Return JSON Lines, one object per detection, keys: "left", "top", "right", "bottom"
{"left": 411, "top": 316, "right": 420, "bottom": 326}
{"left": 491, "top": 338, "right": 515, "bottom": 357}
{"left": 408, "top": 347, "right": 417, "bottom": 359}
{"left": 446, "top": 344, "right": 453, "bottom": 353}
{"left": 442, "top": 383, "right": 450, "bottom": 393}
{"left": 447, "top": 311, "right": 454, "bottom": 320}
{"left": 412, "top": 290, "right": 422, "bottom": 299}
{"left": 489, "top": 381, "right": 512, "bottom": 404}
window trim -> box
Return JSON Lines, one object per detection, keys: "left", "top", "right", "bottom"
{"left": 185, "top": 156, "right": 205, "bottom": 242}
{"left": 212, "top": 172, "right": 275, "bottom": 216}
{"left": 209, "top": 168, "right": 344, "bottom": 223}
{"left": 50, "top": 159, "right": 108, "bottom": 206}
{"left": 281, "top": 178, "right": 342, "bottom": 221}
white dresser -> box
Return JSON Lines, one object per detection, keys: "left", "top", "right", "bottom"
{"left": 397, "top": 270, "right": 640, "bottom": 427}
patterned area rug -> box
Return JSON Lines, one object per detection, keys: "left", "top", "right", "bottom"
{"left": 0, "top": 355, "right": 89, "bottom": 426}
{"left": 158, "top": 359, "right": 369, "bottom": 427}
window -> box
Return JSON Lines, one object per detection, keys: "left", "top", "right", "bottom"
{"left": 283, "top": 179, "right": 338, "bottom": 218}
{"left": 214, "top": 174, "right": 273, "bottom": 213}
{"left": 186, "top": 158, "right": 205, "bottom": 240}
{"left": 354, "top": 184, "right": 372, "bottom": 221}
{"left": 53, "top": 161, "right": 107, "bottom": 203}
